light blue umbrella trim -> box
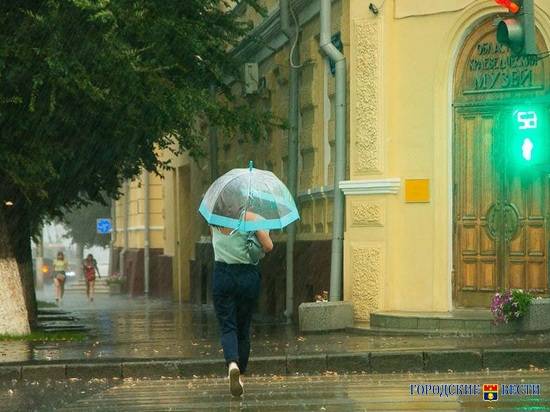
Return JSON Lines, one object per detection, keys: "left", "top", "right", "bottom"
{"left": 199, "top": 202, "right": 299, "bottom": 231}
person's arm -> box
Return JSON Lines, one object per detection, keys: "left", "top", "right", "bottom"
{"left": 255, "top": 229, "right": 273, "bottom": 253}
{"left": 244, "top": 211, "right": 273, "bottom": 252}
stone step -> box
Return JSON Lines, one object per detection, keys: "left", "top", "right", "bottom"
{"left": 348, "top": 324, "right": 521, "bottom": 336}
{"left": 37, "top": 314, "right": 78, "bottom": 322}
{"left": 37, "top": 308, "right": 69, "bottom": 315}
{"left": 38, "top": 323, "right": 89, "bottom": 332}
{"left": 368, "top": 302, "right": 550, "bottom": 334}
{"left": 369, "top": 310, "right": 497, "bottom": 334}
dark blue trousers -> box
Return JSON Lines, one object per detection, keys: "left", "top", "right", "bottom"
{"left": 212, "top": 261, "right": 261, "bottom": 374}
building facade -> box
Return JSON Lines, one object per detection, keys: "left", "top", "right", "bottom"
{"left": 114, "top": 0, "right": 550, "bottom": 322}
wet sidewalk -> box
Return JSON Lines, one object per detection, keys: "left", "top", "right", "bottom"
{"left": 0, "top": 285, "right": 544, "bottom": 365}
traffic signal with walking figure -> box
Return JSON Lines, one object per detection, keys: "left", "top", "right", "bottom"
{"left": 508, "top": 107, "right": 549, "bottom": 170}
{"left": 495, "top": 0, "right": 538, "bottom": 56}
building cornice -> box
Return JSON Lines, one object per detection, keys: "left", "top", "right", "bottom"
{"left": 231, "top": 0, "right": 318, "bottom": 63}
{"left": 339, "top": 179, "right": 401, "bottom": 196}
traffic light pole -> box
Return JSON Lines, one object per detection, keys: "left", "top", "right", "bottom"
{"left": 522, "top": 0, "right": 537, "bottom": 55}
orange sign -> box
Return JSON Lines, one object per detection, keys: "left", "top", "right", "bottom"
{"left": 405, "top": 179, "right": 430, "bottom": 203}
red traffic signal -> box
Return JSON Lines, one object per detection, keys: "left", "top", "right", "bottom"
{"left": 495, "top": 0, "right": 521, "bottom": 14}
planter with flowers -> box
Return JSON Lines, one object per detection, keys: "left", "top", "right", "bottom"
{"left": 491, "top": 289, "right": 550, "bottom": 332}
{"left": 106, "top": 273, "right": 126, "bottom": 295}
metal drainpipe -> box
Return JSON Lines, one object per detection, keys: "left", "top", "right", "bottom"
{"left": 144, "top": 170, "right": 150, "bottom": 295}
{"left": 120, "top": 180, "right": 130, "bottom": 278}
{"left": 280, "top": 0, "right": 300, "bottom": 323}
{"left": 108, "top": 199, "right": 116, "bottom": 277}
{"left": 320, "top": 0, "right": 346, "bottom": 301}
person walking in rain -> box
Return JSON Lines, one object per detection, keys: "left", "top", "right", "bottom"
{"left": 53, "top": 251, "right": 68, "bottom": 304}
{"left": 211, "top": 211, "right": 273, "bottom": 397}
{"left": 83, "top": 254, "right": 101, "bottom": 302}
{"left": 199, "top": 162, "right": 299, "bottom": 397}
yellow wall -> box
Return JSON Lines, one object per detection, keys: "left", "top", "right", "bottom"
{"left": 344, "top": 0, "right": 550, "bottom": 320}
{"left": 113, "top": 170, "right": 165, "bottom": 250}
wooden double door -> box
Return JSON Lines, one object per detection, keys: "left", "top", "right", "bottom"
{"left": 453, "top": 105, "right": 549, "bottom": 307}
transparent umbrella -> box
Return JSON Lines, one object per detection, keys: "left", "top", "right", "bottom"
{"left": 198, "top": 161, "right": 299, "bottom": 232}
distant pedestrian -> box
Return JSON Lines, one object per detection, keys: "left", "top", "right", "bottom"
{"left": 211, "top": 211, "right": 273, "bottom": 397}
{"left": 53, "top": 251, "right": 68, "bottom": 304}
{"left": 83, "top": 254, "right": 101, "bottom": 302}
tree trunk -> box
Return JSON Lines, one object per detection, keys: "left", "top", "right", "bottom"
{"left": 0, "top": 208, "right": 31, "bottom": 335}
{"left": 4, "top": 203, "right": 37, "bottom": 329}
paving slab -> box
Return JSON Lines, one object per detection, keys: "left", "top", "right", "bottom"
{"left": 122, "top": 361, "right": 181, "bottom": 379}
{"left": 287, "top": 354, "right": 327, "bottom": 375}
{"left": 22, "top": 364, "right": 66, "bottom": 381}
{"left": 66, "top": 363, "right": 122, "bottom": 379}
{"left": 327, "top": 352, "right": 370, "bottom": 373}
{"left": 177, "top": 359, "right": 226, "bottom": 378}
{"left": 370, "top": 351, "right": 424, "bottom": 373}
{"left": 424, "top": 350, "right": 482, "bottom": 372}
{"left": 0, "top": 366, "right": 20, "bottom": 382}
{"left": 247, "top": 356, "right": 287, "bottom": 376}
{"left": 483, "top": 349, "right": 550, "bottom": 370}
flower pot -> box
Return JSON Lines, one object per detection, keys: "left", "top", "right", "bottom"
{"left": 519, "top": 298, "right": 550, "bottom": 332}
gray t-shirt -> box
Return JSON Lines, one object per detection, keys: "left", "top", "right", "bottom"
{"left": 212, "top": 228, "right": 254, "bottom": 264}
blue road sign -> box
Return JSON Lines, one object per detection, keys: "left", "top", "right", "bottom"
{"left": 96, "top": 218, "right": 112, "bottom": 234}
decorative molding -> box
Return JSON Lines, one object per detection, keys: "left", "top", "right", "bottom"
{"left": 297, "top": 186, "right": 334, "bottom": 202}
{"left": 353, "top": 19, "right": 382, "bottom": 174}
{"left": 351, "top": 201, "right": 384, "bottom": 227}
{"left": 351, "top": 245, "right": 383, "bottom": 321}
{"left": 340, "top": 179, "right": 401, "bottom": 196}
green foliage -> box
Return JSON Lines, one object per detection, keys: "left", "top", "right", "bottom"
{"left": 0, "top": 331, "right": 86, "bottom": 342}
{"left": 511, "top": 289, "right": 534, "bottom": 317}
{"left": 63, "top": 201, "right": 111, "bottom": 248}
{"left": 0, "top": 0, "right": 273, "bottom": 235}
{"left": 36, "top": 300, "right": 58, "bottom": 308}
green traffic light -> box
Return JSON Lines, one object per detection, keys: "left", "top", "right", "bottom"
{"left": 510, "top": 107, "right": 548, "bottom": 169}
{"left": 522, "top": 138, "right": 533, "bottom": 161}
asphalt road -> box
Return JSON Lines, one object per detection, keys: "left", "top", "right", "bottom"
{"left": 2, "top": 369, "right": 549, "bottom": 411}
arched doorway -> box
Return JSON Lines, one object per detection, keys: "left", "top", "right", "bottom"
{"left": 453, "top": 18, "right": 550, "bottom": 307}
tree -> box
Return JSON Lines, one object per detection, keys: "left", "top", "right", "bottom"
{"left": 63, "top": 201, "right": 112, "bottom": 250}
{"left": 0, "top": 0, "right": 273, "bottom": 333}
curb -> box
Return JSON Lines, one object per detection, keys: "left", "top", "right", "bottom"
{"left": 1, "top": 348, "right": 548, "bottom": 382}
